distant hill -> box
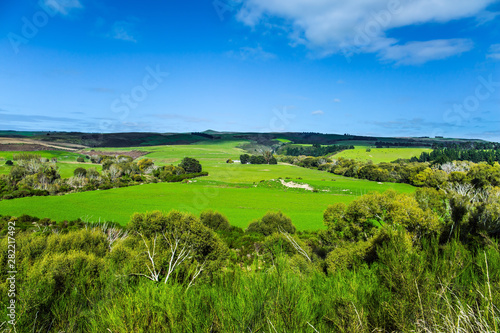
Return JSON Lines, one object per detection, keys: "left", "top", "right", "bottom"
{"left": 0, "top": 130, "right": 490, "bottom": 148}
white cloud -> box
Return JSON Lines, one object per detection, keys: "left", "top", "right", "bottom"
{"left": 380, "top": 39, "right": 474, "bottom": 65}
{"left": 333, "top": 98, "right": 341, "bottom": 103}
{"left": 237, "top": 0, "right": 495, "bottom": 64}
{"left": 487, "top": 44, "right": 500, "bottom": 60}
{"left": 108, "top": 20, "right": 138, "bottom": 43}
{"left": 43, "top": 0, "right": 83, "bottom": 16}
{"left": 312, "top": 110, "right": 324, "bottom": 115}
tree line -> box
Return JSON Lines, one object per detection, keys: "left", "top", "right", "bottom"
{"left": 0, "top": 154, "right": 207, "bottom": 200}
{"left": 416, "top": 147, "right": 500, "bottom": 164}
{"left": 280, "top": 155, "right": 500, "bottom": 189}
{"left": 278, "top": 143, "right": 354, "bottom": 157}
{"left": 240, "top": 153, "right": 277, "bottom": 165}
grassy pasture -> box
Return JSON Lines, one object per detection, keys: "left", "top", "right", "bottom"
{"left": 0, "top": 141, "right": 418, "bottom": 230}
{"left": 0, "top": 177, "right": 414, "bottom": 230}
{"left": 334, "top": 146, "right": 431, "bottom": 163}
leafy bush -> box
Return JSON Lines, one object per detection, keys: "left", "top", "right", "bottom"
{"left": 178, "top": 157, "right": 202, "bottom": 173}
{"left": 73, "top": 167, "right": 87, "bottom": 177}
{"left": 200, "top": 210, "right": 231, "bottom": 231}
{"left": 246, "top": 211, "right": 296, "bottom": 236}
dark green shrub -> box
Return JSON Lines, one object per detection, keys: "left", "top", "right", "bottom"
{"left": 246, "top": 211, "right": 296, "bottom": 236}
{"left": 178, "top": 157, "right": 202, "bottom": 173}
{"left": 200, "top": 210, "right": 231, "bottom": 231}
{"left": 74, "top": 167, "right": 87, "bottom": 177}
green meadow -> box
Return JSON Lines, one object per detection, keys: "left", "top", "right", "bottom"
{"left": 0, "top": 141, "right": 418, "bottom": 230}
{"left": 334, "top": 146, "right": 431, "bottom": 163}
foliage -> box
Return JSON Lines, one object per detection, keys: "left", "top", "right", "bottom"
{"left": 200, "top": 210, "right": 231, "bottom": 231}
{"left": 246, "top": 211, "right": 297, "bottom": 236}
{"left": 0, "top": 154, "right": 208, "bottom": 201}
{"left": 2, "top": 203, "right": 500, "bottom": 332}
{"left": 240, "top": 153, "right": 277, "bottom": 165}
{"left": 178, "top": 157, "right": 202, "bottom": 173}
{"left": 322, "top": 190, "right": 441, "bottom": 243}
{"left": 73, "top": 167, "right": 87, "bottom": 177}
{"left": 279, "top": 143, "right": 354, "bottom": 157}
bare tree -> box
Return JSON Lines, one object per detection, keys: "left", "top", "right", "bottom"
{"left": 162, "top": 231, "right": 192, "bottom": 284}
{"left": 279, "top": 227, "right": 311, "bottom": 262}
{"left": 134, "top": 232, "right": 161, "bottom": 282}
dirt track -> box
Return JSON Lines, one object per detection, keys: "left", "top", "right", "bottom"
{"left": 0, "top": 137, "right": 86, "bottom": 151}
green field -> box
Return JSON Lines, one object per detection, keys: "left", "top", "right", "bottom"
{"left": 0, "top": 176, "right": 414, "bottom": 230}
{"left": 334, "top": 146, "right": 431, "bottom": 163}
{"left": 0, "top": 141, "right": 419, "bottom": 230}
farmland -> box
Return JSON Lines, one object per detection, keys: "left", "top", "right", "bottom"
{"left": 0, "top": 141, "right": 416, "bottom": 230}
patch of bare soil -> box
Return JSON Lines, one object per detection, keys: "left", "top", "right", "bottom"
{"left": 82, "top": 150, "right": 150, "bottom": 159}
{"left": 279, "top": 179, "right": 314, "bottom": 191}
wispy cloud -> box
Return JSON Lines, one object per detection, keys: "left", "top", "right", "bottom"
{"left": 380, "top": 39, "right": 474, "bottom": 65}
{"left": 487, "top": 44, "right": 500, "bottom": 60}
{"left": 152, "top": 114, "right": 211, "bottom": 123}
{"left": 311, "top": 110, "right": 324, "bottom": 115}
{"left": 107, "top": 19, "right": 139, "bottom": 43}
{"left": 226, "top": 46, "right": 277, "bottom": 61}
{"left": 237, "top": 0, "right": 494, "bottom": 64}
{"left": 43, "top": 0, "right": 83, "bottom": 16}
{"left": 366, "top": 118, "right": 468, "bottom": 131}
{"left": 333, "top": 98, "right": 341, "bottom": 103}
{"left": 0, "top": 110, "right": 79, "bottom": 124}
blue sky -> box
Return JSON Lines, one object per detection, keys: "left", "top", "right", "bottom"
{"left": 1, "top": 0, "right": 499, "bottom": 141}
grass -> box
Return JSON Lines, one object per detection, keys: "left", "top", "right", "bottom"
{"left": 334, "top": 146, "right": 432, "bottom": 163}
{"left": 0, "top": 178, "right": 414, "bottom": 230}
{"left": 275, "top": 138, "right": 292, "bottom": 143}
{"left": 0, "top": 141, "right": 416, "bottom": 230}
{"left": 0, "top": 150, "right": 86, "bottom": 162}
